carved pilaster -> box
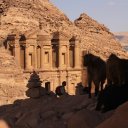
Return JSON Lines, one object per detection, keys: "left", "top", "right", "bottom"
{"left": 41, "top": 46, "right": 44, "bottom": 70}
{"left": 59, "top": 44, "right": 62, "bottom": 69}
{"left": 75, "top": 40, "right": 80, "bottom": 68}
{"left": 38, "top": 34, "right": 51, "bottom": 70}
{"left": 25, "top": 45, "right": 29, "bottom": 70}
{"left": 14, "top": 35, "right": 20, "bottom": 66}
{"left": 50, "top": 45, "right": 53, "bottom": 69}
{"left": 66, "top": 45, "right": 70, "bottom": 68}
{"left": 34, "top": 45, "right": 37, "bottom": 69}
{"left": 14, "top": 44, "right": 20, "bottom": 66}
{"left": 66, "top": 73, "right": 70, "bottom": 92}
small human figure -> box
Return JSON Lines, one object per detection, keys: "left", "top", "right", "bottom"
{"left": 75, "top": 82, "right": 89, "bottom": 95}
{"left": 55, "top": 81, "right": 67, "bottom": 97}
{"left": 75, "top": 82, "right": 84, "bottom": 95}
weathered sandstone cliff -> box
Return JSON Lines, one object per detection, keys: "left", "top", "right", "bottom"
{"left": 0, "top": 0, "right": 127, "bottom": 59}
{"left": 0, "top": 47, "right": 26, "bottom": 105}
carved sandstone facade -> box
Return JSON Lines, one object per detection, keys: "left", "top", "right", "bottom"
{"left": 4, "top": 31, "right": 86, "bottom": 95}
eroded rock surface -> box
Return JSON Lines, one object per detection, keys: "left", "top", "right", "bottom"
{"left": 0, "top": 0, "right": 127, "bottom": 59}
{"left": 0, "top": 95, "right": 112, "bottom": 128}
{"left": 0, "top": 47, "right": 26, "bottom": 105}
{"left": 97, "top": 102, "right": 128, "bottom": 128}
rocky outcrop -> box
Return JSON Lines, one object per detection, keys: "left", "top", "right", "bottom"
{"left": 26, "top": 71, "right": 46, "bottom": 98}
{"left": 0, "top": 0, "right": 127, "bottom": 105}
{"left": 68, "top": 109, "right": 102, "bottom": 128}
{"left": 97, "top": 102, "right": 128, "bottom": 128}
{"left": 0, "top": 1, "right": 127, "bottom": 127}
{"left": 0, "top": 47, "right": 26, "bottom": 105}
{"left": 0, "top": 0, "right": 127, "bottom": 60}
{"left": 74, "top": 13, "right": 127, "bottom": 59}
{"left": 0, "top": 95, "right": 111, "bottom": 128}
{"left": 1, "top": 90, "right": 127, "bottom": 128}
{"left": 75, "top": 13, "right": 110, "bottom": 34}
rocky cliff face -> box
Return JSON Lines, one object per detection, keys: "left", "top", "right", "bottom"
{"left": 97, "top": 102, "right": 128, "bottom": 128}
{"left": 0, "top": 0, "right": 127, "bottom": 59}
{"left": 0, "top": 1, "right": 128, "bottom": 127}
{"left": 0, "top": 95, "right": 111, "bottom": 128}
{"left": 74, "top": 13, "right": 127, "bottom": 59}
{"left": 0, "top": 0, "right": 127, "bottom": 103}
{"left": 0, "top": 0, "right": 72, "bottom": 36}
{"left": 0, "top": 47, "right": 26, "bottom": 105}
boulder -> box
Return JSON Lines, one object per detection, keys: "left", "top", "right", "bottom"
{"left": 26, "top": 87, "right": 46, "bottom": 98}
{"left": 97, "top": 102, "right": 128, "bottom": 128}
{"left": 68, "top": 109, "right": 102, "bottom": 128}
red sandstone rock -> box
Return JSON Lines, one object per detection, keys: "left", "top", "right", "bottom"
{"left": 97, "top": 102, "right": 128, "bottom": 128}
{"left": 0, "top": 48, "right": 26, "bottom": 105}
{"left": 26, "top": 87, "right": 46, "bottom": 98}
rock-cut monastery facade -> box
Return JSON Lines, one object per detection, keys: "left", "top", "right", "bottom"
{"left": 4, "top": 29, "right": 86, "bottom": 95}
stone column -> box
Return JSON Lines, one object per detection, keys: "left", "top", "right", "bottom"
{"left": 0, "top": 8, "right": 3, "bottom": 27}
{"left": 66, "top": 45, "right": 70, "bottom": 68}
{"left": 41, "top": 46, "right": 44, "bottom": 70}
{"left": 14, "top": 35, "right": 20, "bottom": 66}
{"left": 49, "top": 45, "right": 52, "bottom": 69}
{"left": 14, "top": 44, "right": 20, "bottom": 66}
{"left": 25, "top": 45, "right": 29, "bottom": 70}
{"left": 59, "top": 45, "right": 62, "bottom": 69}
{"left": 66, "top": 73, "right": 70, "bottom": 92}
{"left": 59, "top": 71, "right": 62, "bottom": 85}
{"left": 41, "top": 35, "right": 51, "bottom": 69}
{"left": 34, "top": 45, "right": 37, "bottom": 69}
{"left": 75, "top": 40, "right": 80, "bottom": 68}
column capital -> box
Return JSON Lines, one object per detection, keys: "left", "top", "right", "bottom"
{"left": 14, "top": 44, "right": 20, "bottom": 48}
{"left": 25, "top": 44, "right": 30, "bottom": 48}
{"left": 15, "top": 34, "right": 20, "bottom": 40}
{"left": 14, "top": 34, "right": 20, "bottom": 44}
